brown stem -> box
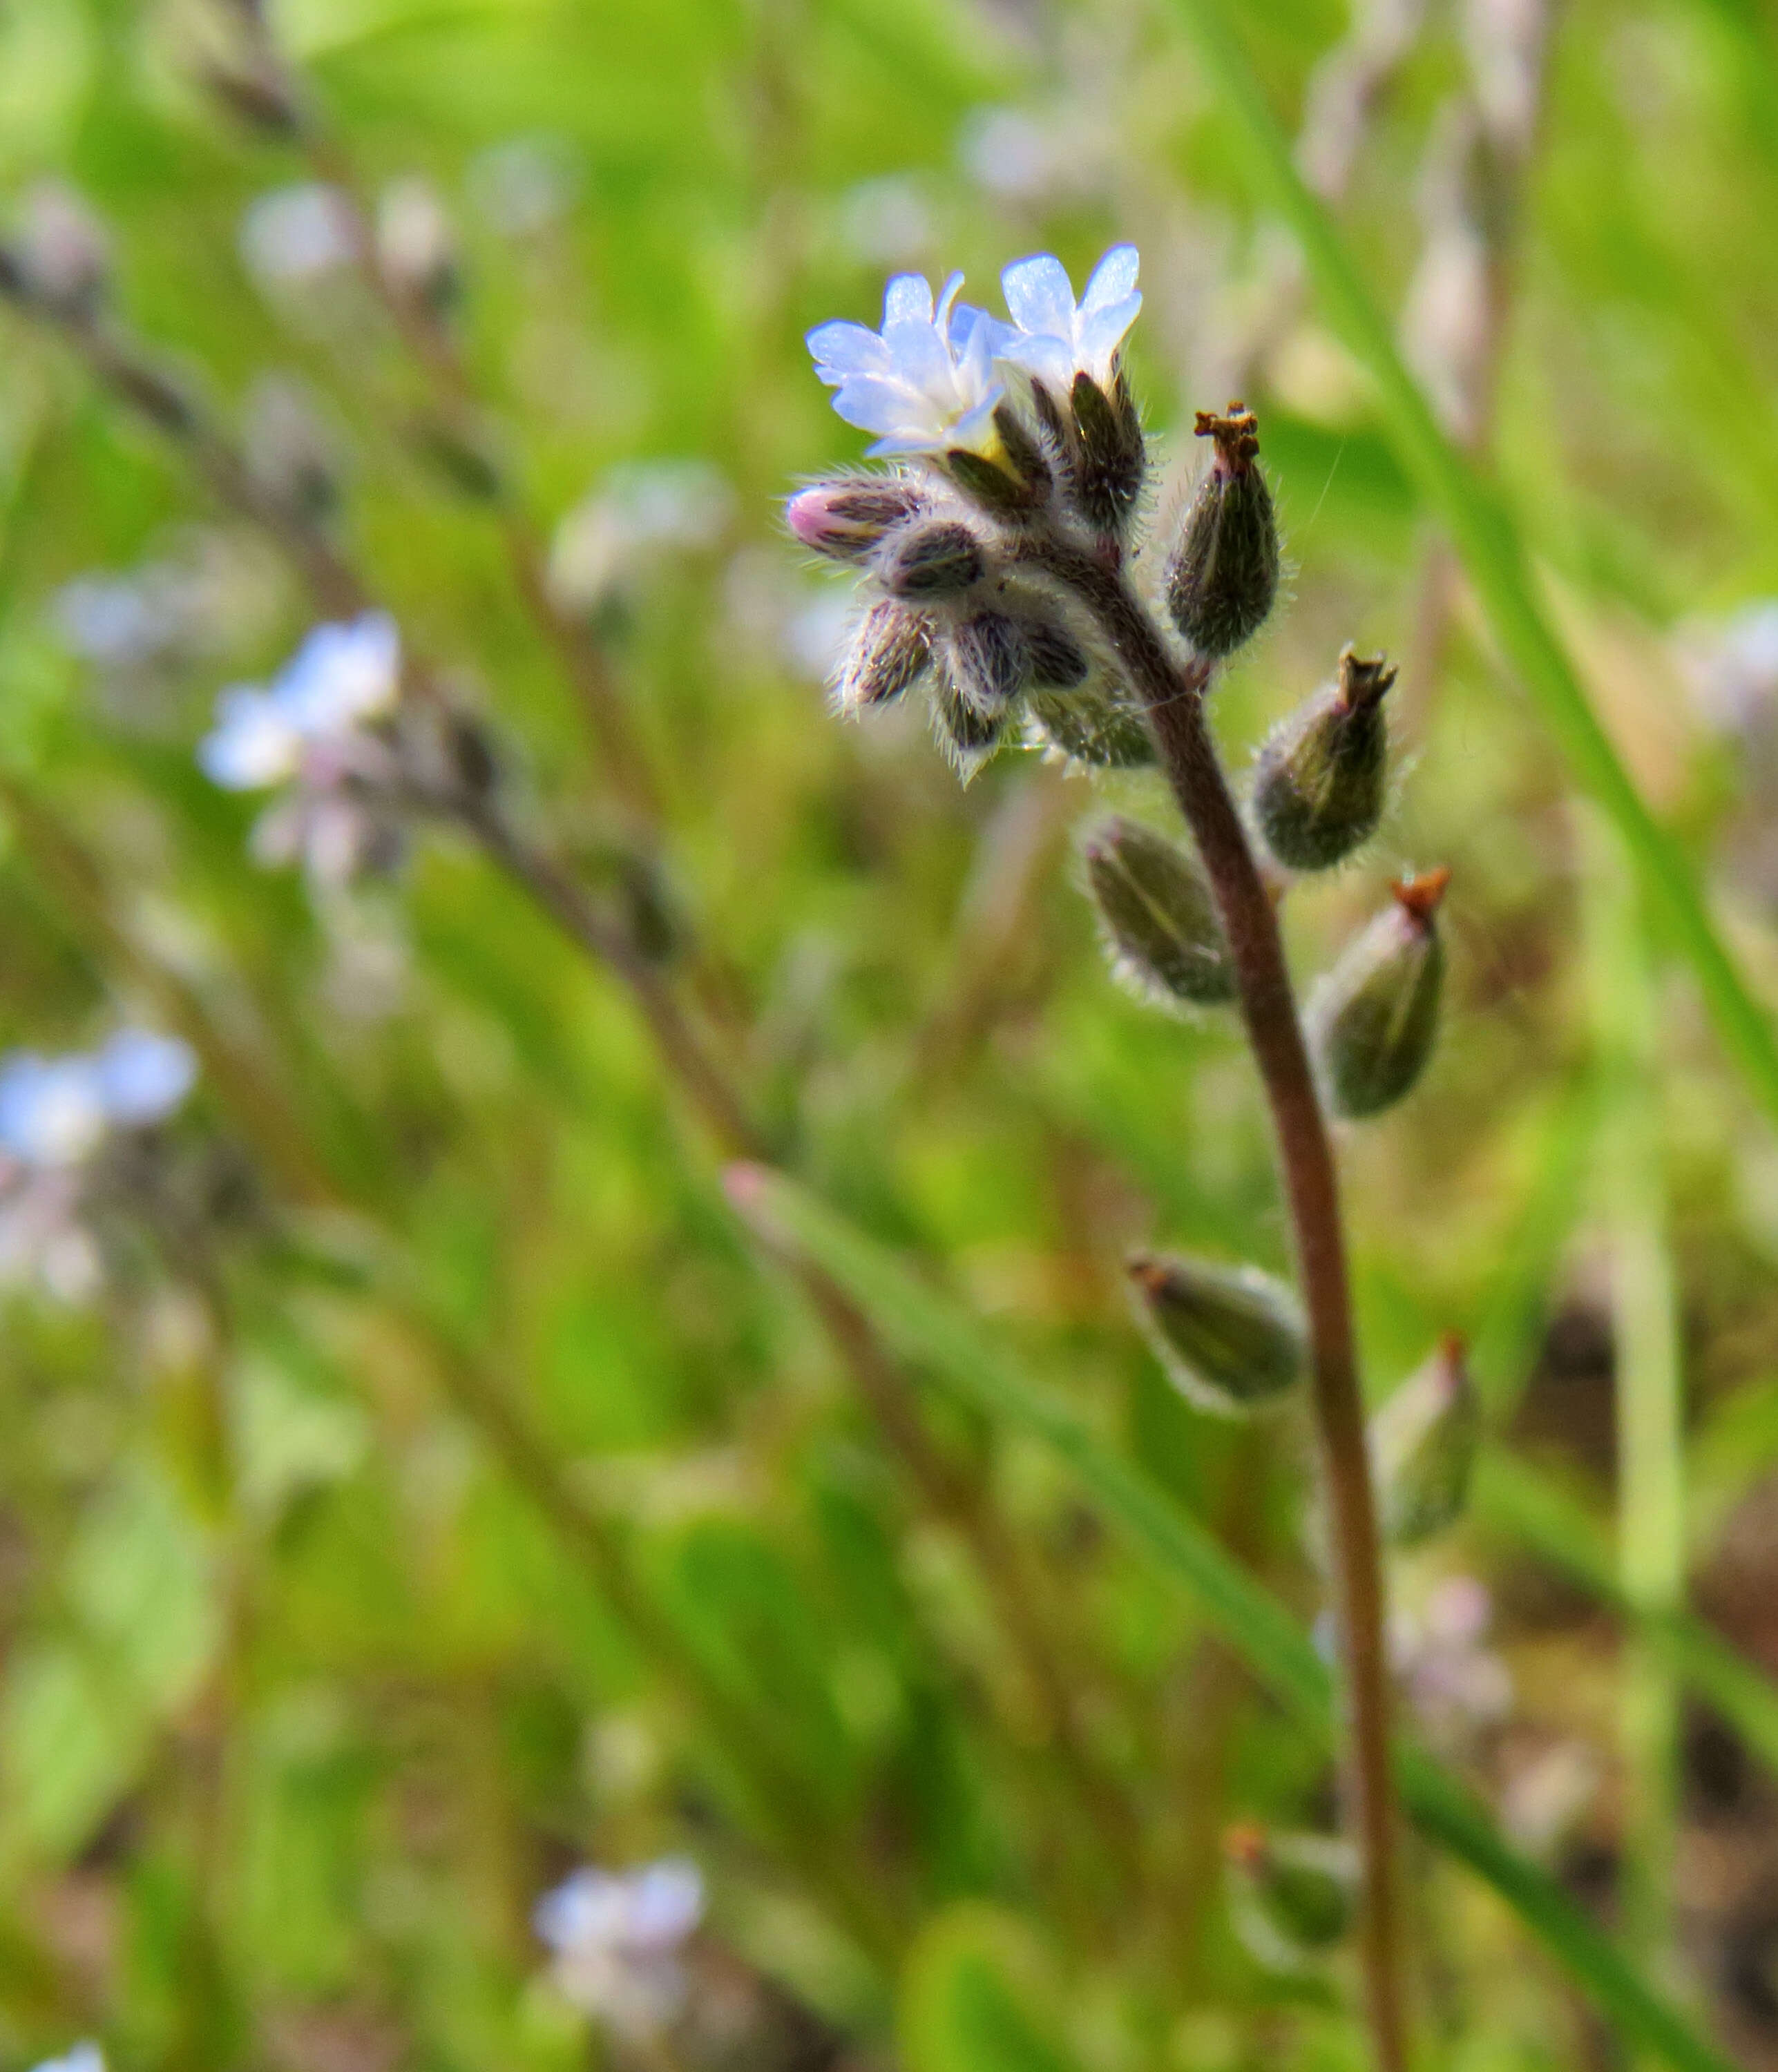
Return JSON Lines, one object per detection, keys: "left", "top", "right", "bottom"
{"left": 1021, "top": 537, "right": 1406, "bottom": 2072}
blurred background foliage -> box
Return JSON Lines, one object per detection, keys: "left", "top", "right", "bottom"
{"left": 5, "top": 0, "right": 1778, "bottom": 2068}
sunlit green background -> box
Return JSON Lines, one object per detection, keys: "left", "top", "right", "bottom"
{"left": 4, "top": 0, "right": 1778, "bottom": 2066}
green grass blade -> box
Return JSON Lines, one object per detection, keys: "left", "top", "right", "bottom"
{"left": 1159, "top": 0, "right": 1778, "bottom": 1124}
{"left": 731, "top": 1169, "right": 1739, "bottom": 2072}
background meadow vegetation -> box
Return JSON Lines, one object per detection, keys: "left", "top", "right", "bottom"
{"left": 6, "top": 0, "right": 1778, "bottom": 2066}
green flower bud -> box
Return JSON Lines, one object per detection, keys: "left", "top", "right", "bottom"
{"left": 946, "top": 610, "right": 1029, "bottom": 718}
{"left": 1029, "top": 685, "right": 1155, "bottom": 769}
{"left": 1084, "top": 817, "right": 1233, "bottom": 1007}
{"left": 1225, "top": 1823, "right": 1356, "bottom": 1970}
{"left": 1069, "top": 369, "right": 1146, "bottom": 537}
{"left": 838, "top": 601, "right": 933, "bottom": 713}
{"left": 1308, "top": 870, "right": 1449, "bottom": 1120}
{"left": 877, "top": 519, "right": 986, "bottom": 599}
{"left": 1254, "top": 646, "right": 1395, "bottom": 871}
{"left": 930, "top": 666, "right": 1008, "bottom": 783}
{"left": 1372, "top": 1332, "right": 1478, "bottom": 1548}
{"left": 1127, "top": 1251, "right": 1306, "bottom": 1415}
{"left": 1165, "top": 404, "right": 1280, "bottom": 660}
{"left": 944, "top": 401, "right": 1053, "bottom": 519}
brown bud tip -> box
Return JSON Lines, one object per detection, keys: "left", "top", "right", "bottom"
{"left": 1126, "top": 1252, "right": 1168, "bottom": 1296}
{"left": 1224, "top": 1821, "right": 1267, "bottom": 1868}
{"left": 1336, "top": 645, "right": 1398, "bottom": 713}
{"left": 1194, "top": 401, "right": 1261, "bottom": 470}
{"left": 1391, "top": 867, "right": 1451, "bottom": 925}
{"left": 1438, "top": 1328, "right": 1466, "bottom": 1365}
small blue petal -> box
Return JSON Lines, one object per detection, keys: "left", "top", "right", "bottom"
{"left": 1081, "top": 243, "right": 1140, "bottom": 314}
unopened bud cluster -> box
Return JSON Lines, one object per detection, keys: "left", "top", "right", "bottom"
{"left": 793, "top": 250, "right": 1158, "bottom": 779}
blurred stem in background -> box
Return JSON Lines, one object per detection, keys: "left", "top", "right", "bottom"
{"left": 1582, "top": 807, "right": 1686, "bottom": 1988}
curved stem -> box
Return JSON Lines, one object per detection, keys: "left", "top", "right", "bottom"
{"left": 1022, "top": 538, "right": 1406, "bottom": 2072}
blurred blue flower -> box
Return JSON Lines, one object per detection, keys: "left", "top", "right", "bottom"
{"left": 200, "top": 611, "right": 400, "bottom": 793}
{"left": 29, "top": 2044, "right": 104, "bottom": 2072}
{"left": 997, "top": 244, "right": 1142, "bottom": 390}
{"left": 0, "top": 1029, "right": 197, "bottom": 1169}
{"left": 534, "top": 1857, "right": 704, "bottom": 2035}
{"left": 807, "top": 271, "right": 1006, "bottom": 457}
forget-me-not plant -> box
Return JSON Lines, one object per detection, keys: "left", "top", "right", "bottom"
{"left": 533, "top": 1857, "right": 705, "bottom": 2037}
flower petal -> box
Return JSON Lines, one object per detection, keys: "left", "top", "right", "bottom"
{"left": 805, "top": 319, "right": 892, "bottom": 379}
{"left": 829, "top": 373, "right": 927, "bottom": 439}
{"left": 1078, "top": 291, "right": 1143, "bottom": 378}
{"left": 1001, "top": 252, "right": 1076, "bottom": 340}
{"left": 994, "top": 331, "right": 1076, "bottom": 391}
{"left": 95, "top": 1030, "right": 197, "bottom": 1125}
{"left": 933, "top": 269, "right": 966, "bottom": 336}
{"left": 881, "top": 272, "right": 934, "bottom": 327}
{"left": 1081, "top": 243, "right": 1140, "bottom": 314}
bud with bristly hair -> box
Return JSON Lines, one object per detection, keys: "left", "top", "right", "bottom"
{"left": 785, "top": 477, "right": 926, "bottom": 564}
{"left": 1165, "top": 404, "right": 1280, "bottom": 660}
{"left": 943, "top": 610, "right": 1027, "bottom": 719}
{"left": 836, "top": 601, "right": 932, "bottom": 713}
{"left": 244, "top": 375, "right": 343, "bottom": 526}
{"left": 876, "top": 519, "right": 986, "bottom": 601}
{"left": 1254, "top": 646, "right": 1395, "bottom": 870}
{"left": 1028, "top": 683, "right": 1156, "bottom": 768}
{"left": 1372, "top": 1333, "right": 1478, "bottom": 1547}
{"left": 1084, "top": 817, "right": 1233, "bottom": 1007}
{"left": 1127, "top": 1252, "right": 1306, "bottom": 1414}
{"left": 929, "top": 666, "right": 1008, "bottom": 782}
{"left": 1308, "top": 870, "right": 1449, "bottom": 1120}
{"left": 1224, "top": 1823, "right": 1357, "bottom": 1970}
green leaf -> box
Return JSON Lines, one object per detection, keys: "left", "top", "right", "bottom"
{"left": 900, "top": 1906, "right": 1081, "bottom": 2072}
{"left": 732, "top": 1169, "right": 1737, "bottom": 2072}
{"left": 1161, "top": 0, "right": 1778, "bottom": 1126}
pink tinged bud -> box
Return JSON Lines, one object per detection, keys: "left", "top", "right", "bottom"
{"left": 1308, "top": 870, "right": 1449, "bottom": 1120}
{"left": 785, "top": 478, "right": 923, "bottom": 563}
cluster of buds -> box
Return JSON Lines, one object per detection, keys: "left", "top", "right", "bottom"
{"left": 789, "top": 251, "right": 1155, "bottom": 778}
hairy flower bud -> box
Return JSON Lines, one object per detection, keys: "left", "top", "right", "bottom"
{"left": 1127, "top": 1252, "right": 1306, "bottom": 1414}
{"left": 930, "top": 666, "right": 1007, "bottom": 781}
{"left": 1372, "top": 1332, "right": 1478, "bottom": 1547}
{"left": 1225, "top": 1824, "right": 1356, "bottom": 1969}
{"left": 1084, "top": 817, "right": 1233, "bottom": 1007}
{"left": 877, "top": 519, "right": 986, "bottom": 599}
{"left": 944, "top": 610, "right": 1028, "bottom": 717}
{"left": 1024, "top": 614, "right": 1090, "bottom": 690}
{"left": 1068, "top": 370, "right": 1146, "bottom": 535}
{"left": 837, "top": 600, "right": 932, "bottom": 713}
{"left": 1029, "top": 684, "right": 1155, "bottom": 768}
{"left": 1308, "top": 870, "right": 1449, "bottom": 1120}
{"left": 944, "top": 401, "right": 1052, "bottom": 519}
{"left": 244, "top": 375, "right": 342, "bottom": 526}
{"left": 1254, "top": 646, "right": 1395, "bottom": 870}
{"left": 1165, "top": 404, "right": 1280, "bottom": 660}
{"left": 785, "top": 476, "right": 924, "bottom": 564}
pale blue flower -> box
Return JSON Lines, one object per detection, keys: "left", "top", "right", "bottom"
{"left": 200, "top": 611, "right": 400, "bottom": 793}
{"left": 996, "top": 244, "right": 1142, "bottom": 391}
{"left": 535, "top": 1857, "right": 704, "bottom": 2035}
{"left": 807, "top": 271, "right": 1007, "bottom": 457}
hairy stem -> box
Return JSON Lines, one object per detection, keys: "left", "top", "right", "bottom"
{"left": 1022, "top": 536, "right": 1406, "bottom": 2072}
